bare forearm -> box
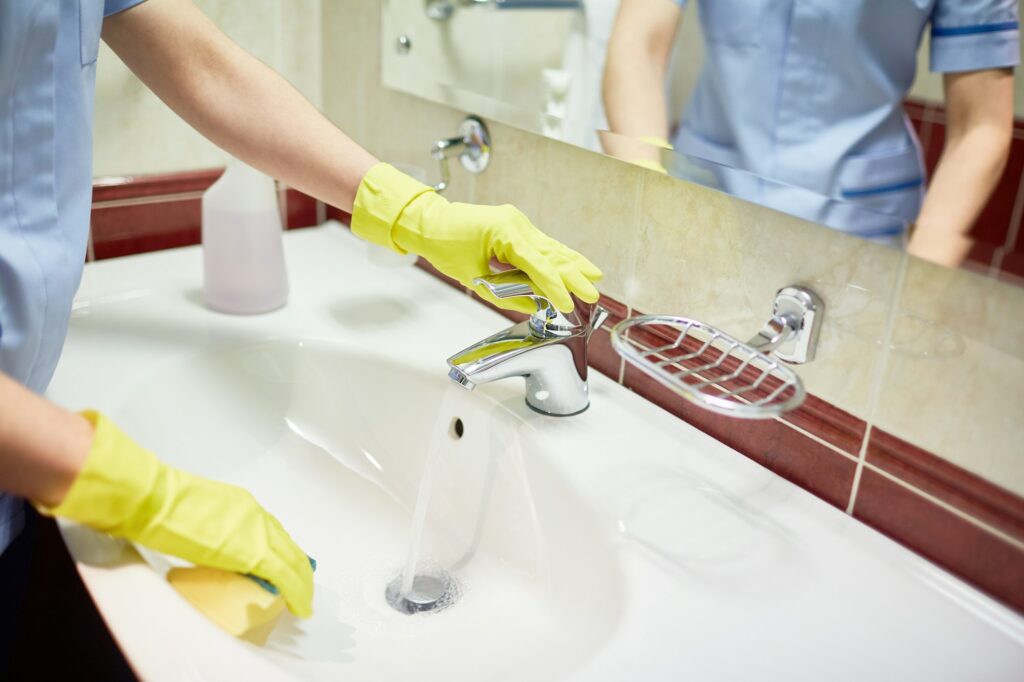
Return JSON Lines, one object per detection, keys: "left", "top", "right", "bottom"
{"left": 602, "top": 0, "right": 680, "bottom": 160}
{"left": 0, "top": 373, "right": 93, "bottom": 507}
{"left": 910, "top": 128, "right": 1009, "bottom": 265}
{"left": 908, "top": 68, "right": 1014, "bottom": 267}
{"left": 603, "top": 48, "right": 670, "bottom": 144}
{"left": 102, "top": 0, "right": 377, "bottom": 212}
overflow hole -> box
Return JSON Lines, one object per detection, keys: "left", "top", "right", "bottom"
{"left": 449, "top": 417, "right": 464, "bottom": 440}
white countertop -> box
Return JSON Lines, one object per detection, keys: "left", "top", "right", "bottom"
{"left": 47, "top": 225, "right": 1024, "bottom": 681}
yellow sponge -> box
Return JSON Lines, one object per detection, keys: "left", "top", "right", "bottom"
{"left": 168, "top": 566, "right": 287, "bottom": 645}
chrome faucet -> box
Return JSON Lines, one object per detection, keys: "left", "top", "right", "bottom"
{"left": 447, "top": 270, "right": 609, "bottom": 416}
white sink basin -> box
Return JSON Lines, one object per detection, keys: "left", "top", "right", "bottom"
{"left": 48, "top": 225, "right": 1024, "bottom": 681}
{"left": 114, "top": 339, "right": 621, "bottom": 680}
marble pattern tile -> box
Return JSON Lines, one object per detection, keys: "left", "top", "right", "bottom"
{"left": 873, "top": 257, "right": 1024, "bottom": 497}
{"left": 629, "top": 170, "right": 905, "bottom": 420}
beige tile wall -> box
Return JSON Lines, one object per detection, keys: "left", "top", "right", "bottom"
{"left": 323, "top": 1, "right": 1024, "bottom": 498}
{"left": 89, "top": 1, "right": 1024, "bottom": 498}
{"left": 383, "top": 0, "right": 573, "bottom": 118}
{"left": 93, "top": 0, "right": 323, "bottom": 177}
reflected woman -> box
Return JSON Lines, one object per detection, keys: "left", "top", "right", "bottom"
{"left": 603, "top": 0, "right": 1018, "bottom": 266}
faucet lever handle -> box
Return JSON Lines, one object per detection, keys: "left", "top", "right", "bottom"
{"left": 472, "top": 269, "right": 548, "bottom": 304}
{"left": 473, "top": 270, "right": 583, "bottom": 338}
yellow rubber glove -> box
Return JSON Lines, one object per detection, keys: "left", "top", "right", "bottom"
{"left": 37, "top": 411, "right": 313, "bottom": 618}
{"left": 629, "top": 158, "right": 668, "bottom": 174}
{"left": 629, "top": 136, "right": 673, "bottom": 174}
{"left": 636, "top": 136, "right": 673, "bottom": 150}
{"left": 352, "top": 162, "right": 602, "bottom": 314}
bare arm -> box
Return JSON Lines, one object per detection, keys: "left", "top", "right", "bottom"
{"left": 602, "top": 0, "right": 682, "bottom": 160}
{"left": 0, "top": 373, "right": 93, "bottom": 507}
{"left": 101, "top": 0, "right": 378, "bottom": 212}
{"left": 908, "top": 68, "right": 1014, "bottom": 267}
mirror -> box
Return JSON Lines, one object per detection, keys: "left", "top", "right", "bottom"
{"left": 381, "top": 0, "right": 1023, "bottom": 283}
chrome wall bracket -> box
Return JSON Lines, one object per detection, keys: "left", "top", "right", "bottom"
{"left": 431, "top": 116, "right": 491, "bottom": 193}
{"left": 748, "top": 286, "right": 823, "bottom": 364}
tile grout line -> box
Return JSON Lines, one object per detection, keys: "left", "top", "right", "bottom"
{"left": 92, "top": 190, "right": 206, "bottom": 210}
{"left": 846, "top": 248, "right": 911, "bottom": 515}
{"left": 776, "top": 417, "right": 860, "bottom": 464}
{"left": 846, "top": 425, "right": 873, "bottom": 515}
{"left": 615, "top": 169, "right": 647, "bottom": 386}
{"left": 862, "top": 460, "right": 1024, "bottom": 552}
{"left": 999, "top": 161, "right": 1024, "bottom": 255}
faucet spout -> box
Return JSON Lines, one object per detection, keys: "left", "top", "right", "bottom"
{"left": 447, "top": 366, "right": 477, "bottom": 390}
{"left": 446, "top": 270, "right": 607, "bottom": 416}
{"left": 446, "top": 316, "right": 600, "bottom": 416}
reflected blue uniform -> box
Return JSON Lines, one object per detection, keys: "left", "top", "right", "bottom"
{"left": 0, "top": 0, "right": 146, "bottom": 555}
{"left": 673, "top": 0, "right": 1020, "bottom": 238}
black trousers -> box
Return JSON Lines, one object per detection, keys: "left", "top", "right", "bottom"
{"left": 0, "top": 505, "right": 136, "bottom": 681}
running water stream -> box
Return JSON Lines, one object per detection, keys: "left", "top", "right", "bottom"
{"left": 388, "top": 385, "right": 463, "bottom": 612}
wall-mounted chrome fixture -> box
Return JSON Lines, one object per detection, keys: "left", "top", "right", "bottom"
{"left": 611, "top": 286, "right": 824, "bottom": 419}
{"left": 431, "top": 116, "right": 491, "bottom": 193}
{"left": 447, "top": 269, "right": 608, "bottom": 416}
{"left": 426, "top": 0, "right": 582, "bottom": 22}
{"left": 396, "top": 35, "right": 412, "bottom": 54}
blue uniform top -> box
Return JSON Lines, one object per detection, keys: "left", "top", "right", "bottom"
{"left": 0, "top": 0, "right": 147, "bottom": 554}
{"left": 672, "top": 0, "right": 1020, "bottom": 238}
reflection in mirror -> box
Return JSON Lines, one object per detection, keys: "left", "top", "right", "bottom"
{"left": 598, "top": 130, "right": 911, "bottom": 247}
{"left": 382, "top": 0, "right": 1022, "bottom": 283}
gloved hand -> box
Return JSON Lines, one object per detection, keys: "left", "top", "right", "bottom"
{"left": 352, "top": 163, "right": 602, "bottom": 314}
{"left": 36, "top": 411, "right": 313, "bottom": 617}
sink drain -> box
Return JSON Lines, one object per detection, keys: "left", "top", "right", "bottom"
{"left": 385, "top": 568, "right": 459, "bottom": 615}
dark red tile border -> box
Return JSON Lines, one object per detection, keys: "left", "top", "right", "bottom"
{"left": 285, "top": 188, "right": 319, "bottom": 229}
{"left": 587, "top": 326, "right": 620, "bottom": 382}
{"left": 622, "top": 362, "right": 857, "bottom": 510}
{"left": 587, "top": 294, "right": 628, "bottom": 382}
{"left": 854, "top": 468, "right": 1024, "bottom": 614}
{"left": 325, "top": 205, "right": 352, "bottom": 225}
{"left": 91, "top": 198, "right": 202, "bottom": 260}
{"left": 997, "top": 250, "right": 1024, "bottom": 285}
{"left": 780, "top": 394, "right": 867, "bottom": 457}
{"left": 91, "top": 169, "right": 325, "bottom": 260}
{"left": 867, "top": 428, "right": 1024, "bottom": 543}
{"left": 597, "top": 293, "right": 629, "bottom": 324}
{"left": 92, "top": 168, "right": 223, "bottom": 202}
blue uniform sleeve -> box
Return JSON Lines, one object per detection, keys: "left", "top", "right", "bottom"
{"left": 104, "top": 0, "right": 148, "bottom": 18}
{"left": 929, "top": 0, "right": 1019, "bottom": 72}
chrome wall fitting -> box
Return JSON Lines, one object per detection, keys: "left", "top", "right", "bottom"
{"left": 431, "top": 116, "right": 491, "bottom": 193}
{"left": 747, "top": 286, "right": 823, "bottom": 364}
{"left": 610, "top": 286, "right": 824, "bottom": 419}
{"left": 447, "top": 270, "right": 608, "bottom": 416}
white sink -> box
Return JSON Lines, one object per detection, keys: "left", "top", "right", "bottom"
{"left": 115, "top": 339, "right": 621, "bottom": 680}
{"left": 48, "top": 225, "right": 1024, "bottom": 681}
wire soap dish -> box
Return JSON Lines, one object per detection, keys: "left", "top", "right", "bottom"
{"left": 611, "top": 287, "right": 823, "bottom": 419}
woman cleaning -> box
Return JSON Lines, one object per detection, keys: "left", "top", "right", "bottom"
{"left": 0, "top": 0, "right": 602, "bottom": 667}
